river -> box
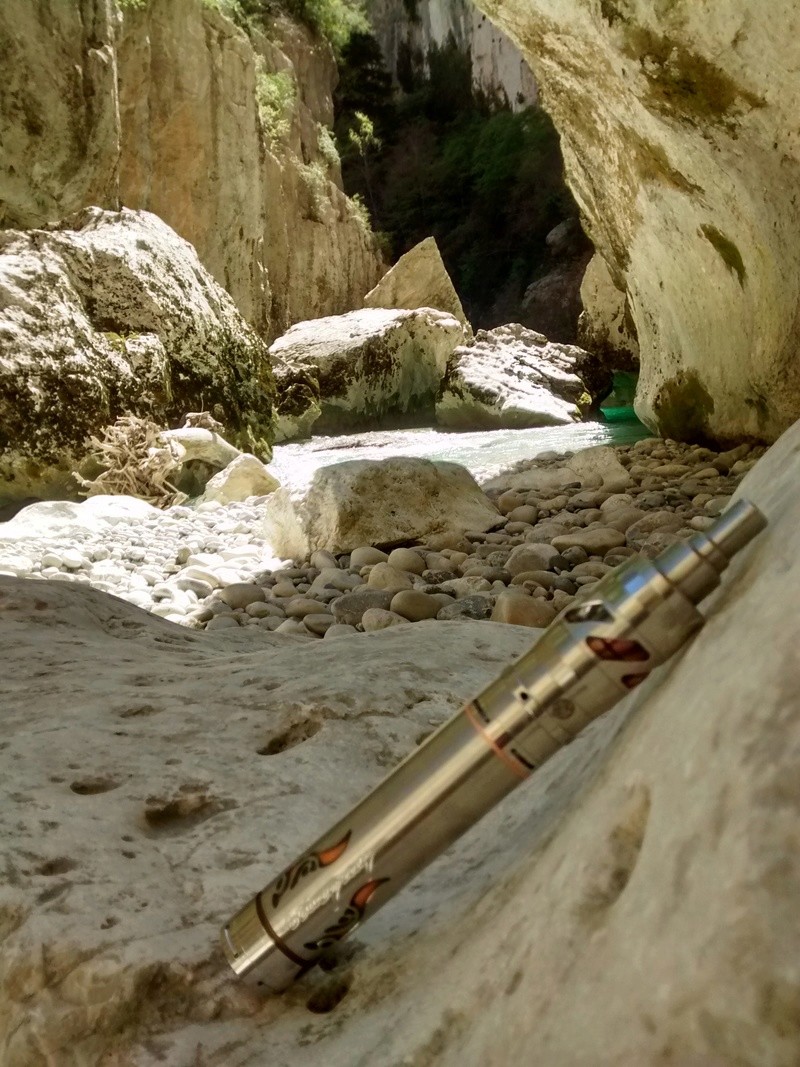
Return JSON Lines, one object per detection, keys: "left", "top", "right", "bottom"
{"left": 270, "top": 418, "right": 650, "bottom": 488}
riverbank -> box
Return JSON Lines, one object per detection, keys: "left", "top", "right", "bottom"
{"left": 0, "top": 432, "right": 763, "bottom": 638}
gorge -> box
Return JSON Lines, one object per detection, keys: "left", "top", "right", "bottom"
{"left": 1, "top": 1, "right": 800, "bottom": 1065}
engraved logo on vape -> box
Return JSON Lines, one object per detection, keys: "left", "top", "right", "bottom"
{"left": 271, "top": 831, "right": 352, "bottom": 908}
{"left": 303, "top": 878, "right": 390, "bottom": 951}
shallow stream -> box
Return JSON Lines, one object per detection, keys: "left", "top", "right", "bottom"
{"left": 270, "top": 418, "right": 650, "bottom": 488}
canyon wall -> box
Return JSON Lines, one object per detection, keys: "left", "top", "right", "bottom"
{"left": 368, "top": 0, "right": 537, "bottom": 108}
{"left": 0, "top": 0, "right": 384, "bottom": 341}
{"left": 475, "top": 0, "right": 800, "bottom": 443}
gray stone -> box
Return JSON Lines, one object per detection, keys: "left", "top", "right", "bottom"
{"left": 491, "top": 591, "right": 558, "bottom": 628}
{"left": 551, "top": 528, "right": 627, "bottom": 555}
{"left": 386, "top": 548, "right": 427, "bottom": 575}
{"left": 219, "top": 583, "right": 266, "bottom": 610}
{"left": 331, "top": 589, "right": 393, "bottom": 626}
{"left": 389, "top": 590, "right": 442, "bottom": 621}
{"left": 506, "top": 543, "right": 561, "bottom": 575}
{"left": 350, "top": 546, "right": 389, "bottom": 568}
{"left": 437, "top": 596, "right": 493, "bottom": 620}
{"left": 205, "top": 614, "right": 241, "bottom": 630}
{"left": 361, "top": 608, "right": 410, "bottom": 631}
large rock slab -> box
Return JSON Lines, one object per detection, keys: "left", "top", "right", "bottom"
{"left": 0, "top": 208, "right": 276, "bottom": 503}
{"left": 0, "top": 0, "right": 120, "bottom": 228}
{"left": 578, "top": 252, "right": 640, "bottom": 375}
{"left": 269, "top": 306, "right": 465, "bottom": 438}
{"left": 435, "top": 323, "right": 592, "bottom": 429}
{"left": 2, "top": 417, "right": 800, "bottom": 1065}
{"left": 261, "top": 456, "right": 502, "bottom": 556}
{"left": 476, "top": 0, "right": 800, "bottom": 443}
{"left": 118, "top": 0, "right": 385, "bottom": 337}
{"left": 363, "top": 236, "right": 470, "bottom": 329}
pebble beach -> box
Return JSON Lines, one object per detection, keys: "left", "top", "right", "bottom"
{"left": 0, "top": 435, "right": 764, "bottom": 640}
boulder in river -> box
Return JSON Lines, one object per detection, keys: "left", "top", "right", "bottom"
{"left": 363, "top": 236, "right": 470, "bottom": 331}
{"left": 260, "top": 455, "right": 502, "bottom": 556}
{"left": 435, "top": 323, "right": 593, "bottom": 430}
{"left": 269, "top": 306, "right": 465, "bottom": 440}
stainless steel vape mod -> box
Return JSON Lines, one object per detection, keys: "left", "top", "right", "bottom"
{"left": 221, "top": 499, "right": 766, "bottom": 991}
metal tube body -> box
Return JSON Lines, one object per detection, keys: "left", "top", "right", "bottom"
{"left": 222, "top": 500, "right": 766, "bottom": 990}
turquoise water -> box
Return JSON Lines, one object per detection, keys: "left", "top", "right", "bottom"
{"left": 271, "top": 418, "right": 650, "bottom": 487}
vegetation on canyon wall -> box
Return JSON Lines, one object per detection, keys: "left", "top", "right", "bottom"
{"left": 334, "top": 34, "right": 577, "bottom": 327}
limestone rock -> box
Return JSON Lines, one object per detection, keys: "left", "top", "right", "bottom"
{"left": 0, "top": 0, "right": 383, "bottom": 339}
{"left": 0, "top": 0, "right": 120, "bottom": 228}
{"left": 477, "top": 0, "right": 800, "bottom": 442}
{"left": 0, "top": 208, "right": 275, "bottom": 503}
{"left": 490, "top": 590, "right": 557, "bottom": 627}
{"left": 1, "top": 418, "right": 799, "bottom": 1064}
{"left": 435, "top": 323, "right": 592, "bottom": 430}
{"left": 260, "top": 457, "right": 502, "bottom": 557}
{"left": 363, "top": 237, "right": 470, "bottom": 330}
{"left": 117, "top": 2, "right": 384, "bottom": 337}
{"left": 368, "top": 0, "right": 538, "bottom": 111}
{"left": 269, "top": 307, "right": 465, "bottom": 437}
{"left": 578, "top": 254, "right": 640, "bottom": 378}
{"left": 199, "top": 454, "right": 280, "bottom": 505}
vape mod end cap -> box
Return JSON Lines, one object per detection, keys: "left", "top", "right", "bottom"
{"left": 221, "top": 897, "right": 304, "bottom": 991}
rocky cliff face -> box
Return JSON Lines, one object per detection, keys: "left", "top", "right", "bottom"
{"left": 0, "top": 0, "right": 384, "bottom": 340}
{"left": 474, "top": 0, "right": 800, "bottom": 444}
{"left": 368, "top": 0, "right": 536, "bottom": 108}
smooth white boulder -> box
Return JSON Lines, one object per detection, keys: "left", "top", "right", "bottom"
{"left": 198, "top": 454, "right": 280, "bottom": 505}
{"left": 261, "top": 456, "right": 502, "bottom": 557}
{"left": 0, "top": 496, "right": 162, "bottom": 541}
{"left": 436, "top": 323, "right": 591, "bottom": 429}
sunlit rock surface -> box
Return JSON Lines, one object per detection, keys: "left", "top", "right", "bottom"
{"left": 364, "top": 236, "right": 470, "bottom": 330}
{"left": 2, "top": 418, "right": 800, "bottom": 1065}
{"left": 477, "top": 0, "right": 800, "bottom": 443}
{"left": 436, "top": 324, "right": 592, "bottom": 429}
{"left": 369, "top": 0, "right": 537, "bottom": 109}
{"left": 0, "top": 0, "right": 384, "bottom": 338}
{"left": 261, "top": 455, "right": 501, "bottom": 556}
{"left": 269, "top": 307, "right": 465, "bottom": 438}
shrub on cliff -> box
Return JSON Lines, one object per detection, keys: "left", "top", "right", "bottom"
{"left": 335, "top": 35, "right": 576, "bottom": 328}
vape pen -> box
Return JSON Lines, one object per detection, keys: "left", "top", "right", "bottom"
{"left": 221, "top": 499, "right": 766, "bottom": 991}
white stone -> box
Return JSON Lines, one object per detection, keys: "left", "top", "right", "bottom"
{"left": 479, "top": 0, "right": 800, "bottom": 443}
{"left": 0, "top": 209, "right": 274, "bottom": 501}
{"left": 269, "top": 306, "right": 464, "bottom": 439}
{"left": 436, "top": 323, "right": 590, "bottom": 430}
{"left": 198, "top": 454, "right": 280, "bottom": 506}
{"left": 364, "top": 236, "right": 470, "bottom": 329}
{"left": 261, "top": 457, "right": 501, "bottom": 557}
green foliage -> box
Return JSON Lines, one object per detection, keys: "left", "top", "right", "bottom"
{"left": 255, "top": 64, "right": 295, "bottom": 141}
{"left": 299, "top": 161, "right": 330, "bottom": 222}
{"left": 317, "top": 124, "right": 341, "bottom": 170}
{"left": 235, "top": 0, "right": 367, "bottom": 53}
{"left": 334, "top": 34, "right": 578, "bottom": 326}
{"left": 348, "top": 192, "right": 372, "bottom": 233}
